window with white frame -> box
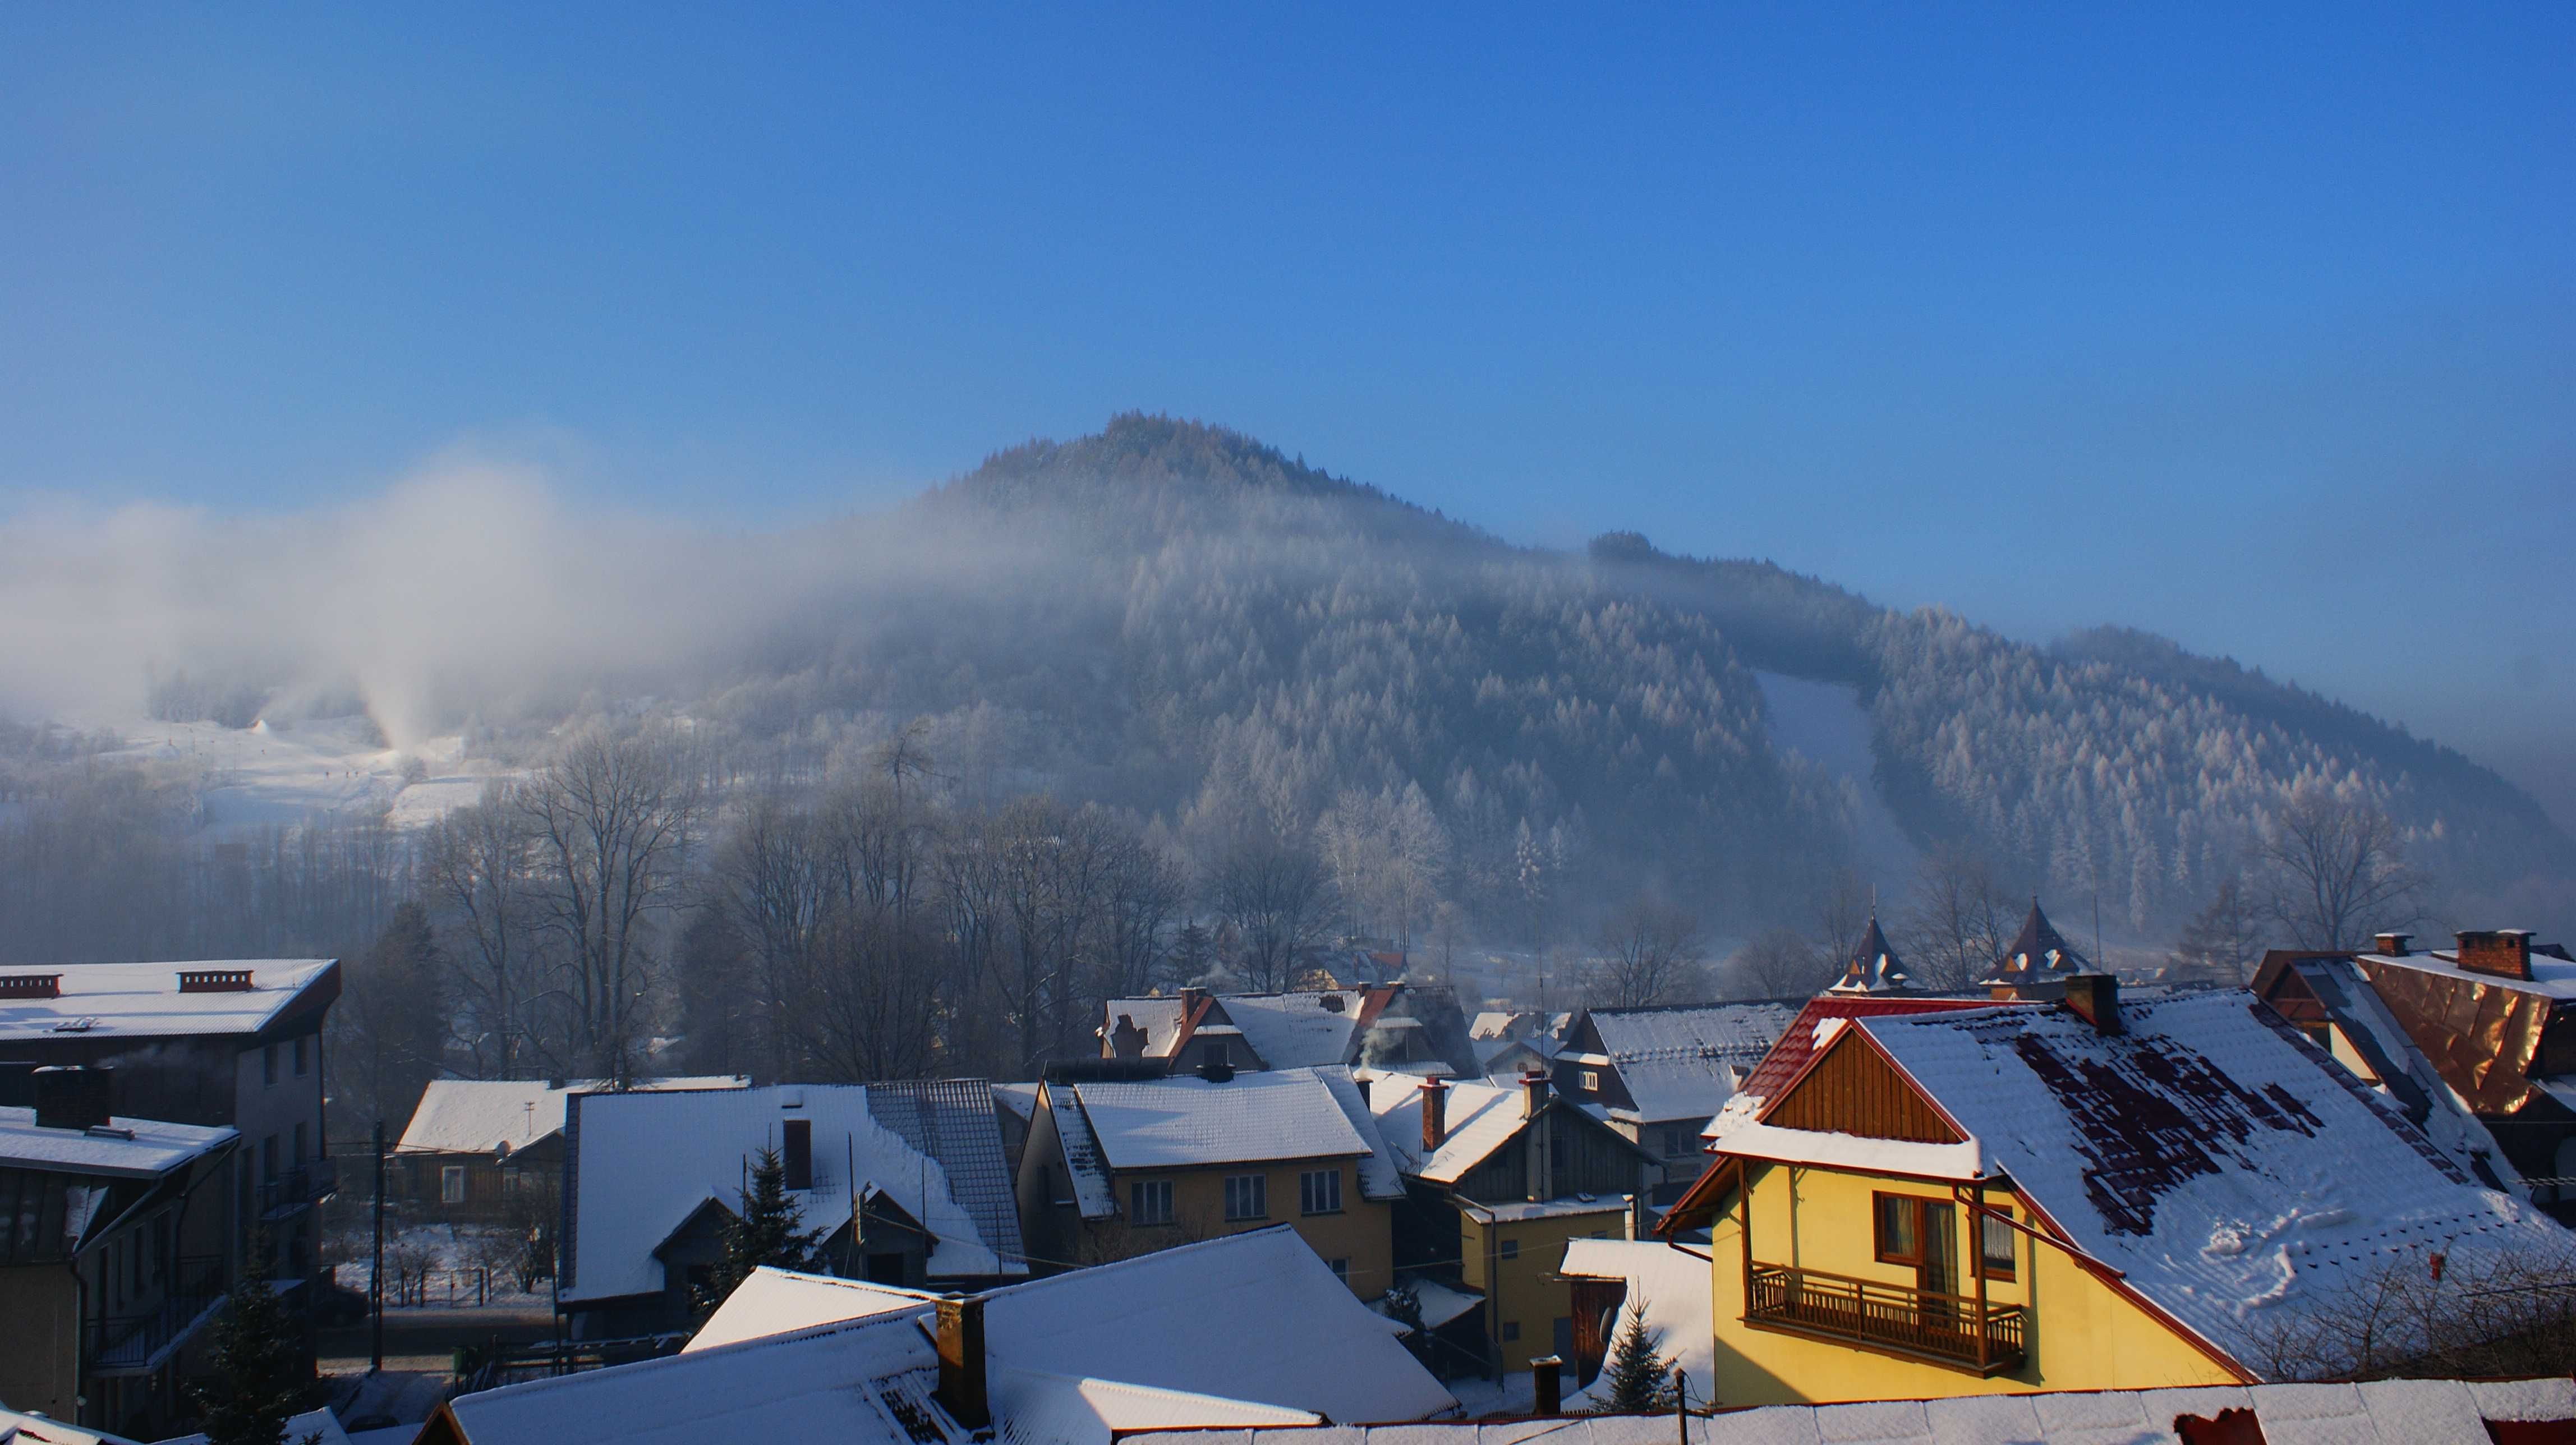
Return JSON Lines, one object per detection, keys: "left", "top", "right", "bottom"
{"left": 1580, "top": 1069, "right": 1600, "bottom": 1092}
{"left": 1129, "top": 1179, "right": 1175, "bottom": 1226}
{"left": 1223, "top": 1174, "right": 1268, "bottom": 1221}
{"left": 1299, "top": 1168, "right": 1342, "bottom": 1216}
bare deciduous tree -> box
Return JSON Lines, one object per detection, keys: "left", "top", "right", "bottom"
{"left": 1725, "top": 925, "right": 1831, "bottom": 1000}
{"left": 1207, "top": 829, "right": 1335, "bottom": 992}
{"left": 1590, "top": 893, "right": 1707, "bottom": 1007}
{"left": 522, "top": 725, "right": 703, "bottom": 1084}
{"left": 2241, "top": 1244, "right": 2576, "bottom": 1382}
{"left": 2256, "top": 785, "right": 2428, "bottom": 951}
{"left": 422, "top": 781, "right": 539, "bottom": 1078}
{"left": 1903, "top": 845, "right": 2016, "bottom": 991}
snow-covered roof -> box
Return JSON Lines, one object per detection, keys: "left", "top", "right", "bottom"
{"left": 1144, "top": 1375, "right": 2576, "bottom": 1444}
{"left": 1369, "top": 1077, "right": 1534, "bottom": 1185}
{"left": 2359, "top": 946, "right": 2576, "bottom": 1001}
{"left": 560, "top": 1085, "right": 1009, "bottom": 1304}
{"left": 1310, "top": 1066, "right": 1408, "bottom": 1200}
{"left": 1579, "top": 1003, "right": 1796, "bottom": 1125}
{"left": 1047, "top": 1084, "right": 1123, "bottom": 1220}
{"left": 1559, "top": 1239, "right": 1713, "bottom": 1409}
{"left": 686, "top": 1270, "right": 942, "bottom": 1352}
{"left": 1846, "top": 993, "right": 2573, "bottom": 1373}
{"left": 0, "top": 1107, "right": 236, "bottom": 1179}
{"left": 686, "top": 1229, "right": 1457, "bottom": 1426}
{"left": 0, "top": 1405, "right": 157, "bottom": 1445}
{"left": 1469, "top": 1011, "right": 1530, "bottom": 1042}
{"left": 2269, "top": 956, "right": 2527, "bottom": 1194}
{"left": 1461, "top": 1197, "right": 1629, "bottom": 1223}
{"left": 1103, "top": 997, "right": 1193, "bottom": 1057}
{"left": 991, "top": 1083, "right": 1039, "bottom": 1122}
{"left": 1069, "top": 1069, "right": 1373, "bottom": 1171}
{"left": 859, "top": 1079, "right": 1029, "bottom": 1278}
{"left": 1706, "top": 995, "right": 2008, "bottom": 1136}
{"left": 1220, "top": 992, "right": 1368, "bottom": 1069}
{"left": 0, "top": 959, "right": 335, "bottom": 1042}
{"left": 395, "top": 1076, "right": 749, "bottom": 1156}
{"left": 1393, "top": 1276, "right": 1483, "bottom": 1329}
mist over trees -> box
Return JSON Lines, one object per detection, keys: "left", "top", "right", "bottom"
{"left": 1, "top": 415, "right": 2569, "bottom": 1115}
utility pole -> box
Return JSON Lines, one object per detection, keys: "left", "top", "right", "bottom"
{"left": 371, "top": 1119, "right": 386, "bottom": 1373}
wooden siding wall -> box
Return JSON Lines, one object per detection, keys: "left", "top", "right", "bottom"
{"left": 1765, "top": 1036, "right": 1961, "bottom": 1143}
{"left": 1454, "top": 1108, "right": 1641, "bottom": 1204}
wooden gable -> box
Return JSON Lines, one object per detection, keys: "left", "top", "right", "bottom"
{"left": 1763, "top": 1028, "right": 1961, "bottom": 1144}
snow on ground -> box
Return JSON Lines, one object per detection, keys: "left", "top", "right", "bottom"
{"left": 74, "top": 714, "right": 519, "bottom": 832}
{"left": 327, "top": 1220, "right": 548, "bottom": 1305}
{"left": 1752, "top": 671, "right": 1920, "bottom": 888}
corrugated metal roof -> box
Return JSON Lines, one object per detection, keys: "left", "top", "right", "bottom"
{"left": 864, "top": 1079, "right": 1028, "bottom": 1275}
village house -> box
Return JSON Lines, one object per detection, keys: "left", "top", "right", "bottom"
{"left": 1013, "top": 1062, "right": 1401, "bottom": 1296}
{"left": 1660, "top": 969, "right": 2571, "bottom": 1407}
{"left": 0, "top": 961, "right": 338, "bottom": 1290}
{"left": 2254, "top": 928, "right": 2576, "bottom": 1216}
{"left": 393, "top": 1075, "right": 749, "bottom": 1222}
{"left": 1368, "top": 1070, "right": 1659, "bottom": 1379}
{"left": 1549, "top": 1000, "right": 1796, "bottom": 1203}
{"left": 414, "top": 1228, "right": 1457, "bottom": 1445}
{"left": 557, "top": 1082, "right": 1024, "bottom": 1339}
{"left": 1099, "top": 982, "right": 1482, "bottom": 1078}
{"left": 0, "top": 1071, "right": 240, "bottom": 1443}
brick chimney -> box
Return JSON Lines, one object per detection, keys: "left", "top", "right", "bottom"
{"left": 1108, "top": 1014, "right": 1147, "bottom": 1060}
{"left": 934, "top": 1294, "right": 989, "bottom": 1429}
{"left": 33, "top": 1066, "right": 112, "bottom": 1132}
{"left": 2373, "top": 933, "right": 2412, "bottom": 958}
{"left": 2063, "top": 974, "right": 2122, "bottom": 1036}
{"left": 1420, "top": 1075, "right": 1448, "bottom": 1154}
{"left": 1179, "top": 985, "right": 1207, "bottom": 1016}
{"left": 2458, "top": 930, "right": 2534, "bottom": 982}
{"left": 1530, "top": 1355, "right": 1563, "bottom": 1415}
{"left": 1521, "top": 1068, "right": 1550, "bottom": 1120}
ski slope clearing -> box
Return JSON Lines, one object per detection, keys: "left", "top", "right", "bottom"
{"left": 85, "top": 714, "right": 513, "bottom": 834}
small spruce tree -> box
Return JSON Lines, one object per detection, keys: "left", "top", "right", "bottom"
{"left": 692, "top": 1145, "right": 826, "bottom": 1316}
{"left": 1595, "top": 1299, "right": 1677, "bottom": 1413}
{"left": 193, "top": 1232, "right": 320, "bottom": 1445}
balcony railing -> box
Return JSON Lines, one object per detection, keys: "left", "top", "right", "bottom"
{"left": 260, "top": 1158, "right": 338, "bottom": 1216}
{"left": 91, "top": 1255, "right": 228, "bottom": 1374}
{"left": 1746, "top": 1263, "right": 2026, "bottom": 1375}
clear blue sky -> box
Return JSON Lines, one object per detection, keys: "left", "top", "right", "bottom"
{"left": 3, "top": 5, "right": 2570, "bottom": 817}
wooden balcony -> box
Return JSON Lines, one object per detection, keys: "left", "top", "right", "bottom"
{"left": 1745, "top": 1263, "right": 2026, "bottom": 1375}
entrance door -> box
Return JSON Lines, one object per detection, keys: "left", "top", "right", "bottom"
{"left": 1919, "top": 1200, "right": 1958, "bottom": 1300}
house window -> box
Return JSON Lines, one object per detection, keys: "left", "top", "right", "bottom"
{"left": 1129, "top": 1179, "right": 1175, "bottom": 1227}
{"left": 262, "top": 1135, "right": 279, "bottom": 1182}
{"left": 1580, "top": 1069, "right": 1600, "bottom": 1092}
{"left": 442, "top": 1165, "right": 467, "bottom": 1205}
{"left": 1299, "top": 1168, "right": 1342, "bottom": 1216}
{"left": 1977, "top": 1205, "right": 2016, "bottom": 1281}
{"left": 263, "top": 1045, "right": 278, "bottom": 1086}
{"left": 293, "top": 1036, "right": 308, "bottom": 1076}
{"left": 1873, "top": 1191, "right": 1922, "bottom": 1265}
{"left": 1328, "top": 1258, "right": 1350, "bottom": 1284}
{"left": 1498, "top": 1236, "right": 1519, "bottom": 1260}
{"left": 292, "top": 1122, "right": 307, "bottom": 1166}
{"left": 1501, "top": 1320, "right": 1520, "bottom": 1342}
{"left": 1224, "top": 1174, "right": 1268, "bottom": 1222}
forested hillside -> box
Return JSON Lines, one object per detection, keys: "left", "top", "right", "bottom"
{"left": 2, "top": 413, "right": 2568, "bottom": 1097}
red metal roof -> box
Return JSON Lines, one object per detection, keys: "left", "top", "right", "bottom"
{"left": 1729, "top": 994, "right": 2000, "bottom": 1108}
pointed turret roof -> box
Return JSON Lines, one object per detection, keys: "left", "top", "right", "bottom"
{"left": 1827, "top": 915, "right": 1915, "bottom": 995}
{"left": 1982, "top": 899, "right": 2091, "bottom": 985}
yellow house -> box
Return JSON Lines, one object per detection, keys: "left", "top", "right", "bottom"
{"left": 1013, "top": 1062, "right": 1400, "bottom": 1297}
{"left": 1659, "top": 982, "right": 2572, "bottom": 1407}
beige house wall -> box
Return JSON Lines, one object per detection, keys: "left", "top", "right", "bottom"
{"left": 1459, "top": 1205, "right": 1628, "bottom": 1375}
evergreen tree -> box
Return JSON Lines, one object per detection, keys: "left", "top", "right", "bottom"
{"left": 1594, "top": 1300, "right": 1677, "bottom": 1413}
{"left": 192, "top": 1233, "right": 320, "bottom": 1445}
{"left": 692, "top": 1145, "right": 826, "bottom": 1316}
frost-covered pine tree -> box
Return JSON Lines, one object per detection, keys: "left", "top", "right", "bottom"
{"left": 693, "top": 1145, "right": 826, "bottom": 1316}
{"left": 1594, "top": 1301, "right": 1677, "bottom": 1413}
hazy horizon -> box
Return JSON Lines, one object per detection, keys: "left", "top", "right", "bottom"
{"left": 4, "top": 6, "right": 2569, "bottom": 825}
